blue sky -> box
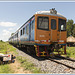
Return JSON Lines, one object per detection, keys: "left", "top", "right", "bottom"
{"left": 0, "top": 2, "right": 75, "bottom": 41}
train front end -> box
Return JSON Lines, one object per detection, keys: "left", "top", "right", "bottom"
{"left": 34, "top": 8, "right": 67, "bottom": 57}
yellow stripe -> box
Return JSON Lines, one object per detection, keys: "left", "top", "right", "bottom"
{"left": 41, "top": 55, "right": 46, "bottom": 56}
{"left": 34, "top": 45, "right": 38, "bottom": 56}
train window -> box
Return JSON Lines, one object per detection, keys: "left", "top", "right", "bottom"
{"left": 37, "top": 17, "right": 49, "bottom": 30}
{"left": 15, "top": 34, "right": 16, "bottom": 38}
{"left": 31, "top": 20, "right": 35, "bottom": 30}
{"left": 23, "top": 27, "right": 25, "bottom": 34}
{"left": 58, "top": 19, "right": 66, "bottom": 31}
{"left": 51, "top": 19, "right": 56, "bottom": 30}
{"left": 26, "top": 25, "right": 29, "bottom": 34}
{"left": 17, "top": 33, "right": 18, "bottom": 37}
{"left": 20, "top": 30, "right": 22, "bottom": 36}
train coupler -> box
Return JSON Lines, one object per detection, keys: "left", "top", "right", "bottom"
{"left": 39, "top": 51, "right": 49, "bottom": 57}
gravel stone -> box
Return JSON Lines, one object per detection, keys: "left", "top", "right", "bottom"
{"left": 15, "top": 48, "right": 75, "bottom": 73}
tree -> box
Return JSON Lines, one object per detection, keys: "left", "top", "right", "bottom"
{"left": 11, "top": 33, "right": 14, "bottom": 36}
{"left": 72, "top": 24, "right": 75, "bottom": 37}
{"left": 0, "top": 40, "right": 3, "bottom": 42}
{"left": 67, "top": 19, "right": 74, "bottom": 37}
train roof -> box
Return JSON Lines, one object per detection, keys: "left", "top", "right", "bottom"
{"left": 35, "top": 11, "right": 66, "bottom": 18}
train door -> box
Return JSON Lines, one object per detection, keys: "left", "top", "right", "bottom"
{"left": 50, "top": 18, "right": 57, "bottom": 42}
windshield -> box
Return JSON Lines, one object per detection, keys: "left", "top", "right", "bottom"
{"left": 37, "top": 17, "right": 49, "bottom": 30}
{"left": 58, "top": 19, "right": 66, "bottom": 31}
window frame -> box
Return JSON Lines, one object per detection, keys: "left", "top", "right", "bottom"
{"left": 26, "top": 25, "right": 29, "bottom": 35}
{"left": 17, "top": 33, "right": 18, "bottom": 38}
{"left": 20, "top": 29, "right": 22, "bottom": 36}
{"left": 58, "top": 18, "right": 66, "bottom": 31}
{"left": 37, "top": 16, "right": 49, "bottom": 30}
{"left": 31, "top": 20, "right": 35, "bottom": 30}
{"left": 23, "top": 27, "right": 25, "bottom": 35}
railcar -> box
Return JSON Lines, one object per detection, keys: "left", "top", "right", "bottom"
{"left": 9, "top": 8, "right": 67, "bottom": 57}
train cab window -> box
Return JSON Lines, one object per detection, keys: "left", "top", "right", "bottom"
{"left": 23, "top": 27, "right": 25, "bottom": 34}
{"left": 26, "top": 25, "right": 29, "bottom": 35}
{"left": 51, "top": 19, "right": 56, "bottom": 30}
{"left": 37, "top": 17, "right": 49, "bottom": 30}
{"left": 20, "top": 30, "right": 22, "bottom": 36}
{"left": 58, "top": 19, "right": 66, "bottom": 31}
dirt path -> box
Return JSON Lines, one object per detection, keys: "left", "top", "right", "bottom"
{"left": 8, "top": 51, "right": 32, "bottom": 74}
{"left": 9, "top": 59, "right": 32, "bottom": 74}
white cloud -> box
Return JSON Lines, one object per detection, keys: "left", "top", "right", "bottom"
{"left": 9, "top": 28, "right": 14, "bottom": 30}
{"left": 0, "top": 22, "right": 17, "bottom": 27}
{"left": 0, "top": 29, "right": 12, "bottom": 41}
{"left": 3, "top": 30, "right": 11, "bottom": 36}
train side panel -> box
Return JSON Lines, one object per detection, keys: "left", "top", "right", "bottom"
{"left": 18, "top": 16, "right": 35, "bottom": 45}
{"left": 30, "top": 17, "right": 35, "bottom": 41}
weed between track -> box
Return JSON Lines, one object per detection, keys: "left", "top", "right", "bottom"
{"left": 16, "top": 56, "right": 42, "bottom": 73}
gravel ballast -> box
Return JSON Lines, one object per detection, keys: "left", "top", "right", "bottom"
{"left": 16, "top": 48, "right": 75, "bottom": 73}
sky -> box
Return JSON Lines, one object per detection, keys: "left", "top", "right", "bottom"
{"left": 0, "top": 2, "right": 75, "bottom": 41}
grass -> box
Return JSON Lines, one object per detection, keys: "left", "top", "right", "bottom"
{"left": 0, "top": 41, "right": 16, "bottom": 54}
{"left": 0, "top": 64, "right": 14, "bottom": 73}
{"left": 66, "top": 46, "right": 75, "bottom": 59}
{"left": 0, "top": 40, "right": 75, "bottom": 73}
{"left": 0, "top": 41, "right": 16, "bottom": 73}
{"left": 53, "top": 46, "right": 75, "bottom": 59}
{"left": 16, "top": 56, "right": 42, "bottom": 73}
{"left": 0, "top": 41, "right": 42, "bottom": 73}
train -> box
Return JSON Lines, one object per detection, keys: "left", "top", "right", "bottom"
{"left": 9, "top": 8, "right": 67, "bottom": 57}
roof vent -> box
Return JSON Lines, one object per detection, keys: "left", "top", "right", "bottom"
{"left": 50, "top": 8, "right": 57, "bottom": 14}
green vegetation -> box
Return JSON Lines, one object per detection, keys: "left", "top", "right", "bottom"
{"left": 67, "top": 19, "right": 75, "bottom": 37}
{"left": 0, "top": 40, "right": 75, "bottom": 73}
{"left": 0, "top": 41, "right": 16, "bottom": 73}
{"left": 11, "top": 33, "right": 14, "bottom": 36}
{"left": 66, "top": 47, "right": 75, "bottom": 59}
{"left": 0, "top": 41, "right": 42, "bottom": 73}
{"left": 0, "top": 65, "right": 14, "bottom": 73}
{"left": 16, "top": 56, "right": 42, "bottom": 73}
{"left": 0, "top": 41, "right": 16, "bottom": 54}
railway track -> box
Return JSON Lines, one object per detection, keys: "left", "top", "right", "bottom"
{"left": 48, "top": 56, "right": 75, "bottom": 70}
{"left": 55, "top": 56, "right": 75, "bottom": 62}
{"left": 15, "top": 47, "right": 75, "bottom": 73}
